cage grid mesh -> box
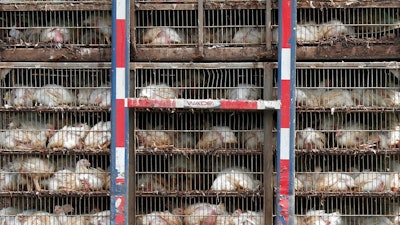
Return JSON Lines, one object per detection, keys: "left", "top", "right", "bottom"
{"left": 294, "top": 62, "right": 400, "bottom": 224}
{"left": 0, "top": 63, "right": 111, "bottom": 224}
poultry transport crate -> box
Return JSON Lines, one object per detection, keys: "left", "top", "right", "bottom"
{"left": 0, "top": 1, "right": 112, "bottom": 61}
{"left": 294, "top": 61, "right": 400, "bottom": 224}
{"left": 128, "top": 62, "right": 278, "bottom": 224}
{"left": 0, "top": 62, "right": 111, "bottom": 224}
{"left": 132, "top": 0, "right": 274, "bottom": 61}
{"left": 292, "top": 1, "right": 400, "bottom": 60}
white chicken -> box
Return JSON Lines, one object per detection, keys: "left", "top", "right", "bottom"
{"left": 297, "top": 23, "right": 322, "bottom": 42}
{"left": 88, "top": 85, "right": 111, "bottom": 107}
{"left": 83, "top": 12, "right": 112, "bottom": 45}
{"left": 231, "top": 210, "right": 264, "bottom": 225}
{"left": 143, "top": 27, "right": 183, "bottom": 45}
{"left": 335, "top": 123, "right": 369, "bottom": 148}
{"left": 196, "top": 126, "right": 238, "bottom": 149}
{"left": 295, "top": 173, "right": 315, "bottom": 191}
{"left": 47, "top": 123, "right": 90, "bottom": 150}
{"left": 211, "top": 167, "right": 259, "bottom": 191}
{"left": 136, "top": 174, "right": 169, "bottom": 192}
{"left": 138, "top": 83, "right": 178, "bottom": 99}
{"left": 227, "top": 84, "right": 261, "bottom": 100}
{"left": 84, "top": 121, "right": 111, "bottom": 150}
{"left": 320, "top": 89, "right": 354, "bottom": 107}
{"left": 319, "top": 20, "right": 355, "bottom": 39}
{"left": 232, "top": 27, "right": 265, "bottom": 44}
{"left": 354, "top": 172, "right": 399, "bottom": 192}
{"left": 315, "top": 172, "right": 356, "bottom": 191}
{"left": 33, "top": 84, "right": 76, "bottom": 107}
{"left": 349, "top": 216, "right": 394, "bottom": 225}
{"left": 302, "top": 210, "right": 343, "bottom": 225}
{"left": 43, "top": 169, "right": 79, "bottom": 191}
{"left": 0, "top": 169, "right": 19, "bottom": 191}
{"left": 183, "top": 203, "right": 228, "bottom": 225}
{"left": 75, "top": 159, "right": 108, "bottom": 191}
{"left": 0, "top": 129, "right": 48, "bottom": 150}
{"left": 86, "top": 210, "right": 110, "bottom": 225}
{"left": 40, "top": 19, "right": 73, "bottom": 48}
{"left": 136, "top": 128, "right": 173, "bottom": 148}
{"left": 376, "top": 89, "right": 400, "bottom": 107}
{"left": 351, "top": 89, "right": 387, "bottom": 107}
{"left": 3, "top": 85, "right": 35, "bottom": 107}
{"left": 18, "top": 157, "right": 56, "bottom": 191}
{"left": 295, "top": 89, "right": 320, "bottom": 107}
{"left": 296, "top": 128, "right": 326, "bottom": 150}
{"left": 137, "top": 211, "right": 182, "bottom": 225}
{"left": 240, "top": 130, "right": 264, "bottom": 149}
{"left": 77, "top": 88, "right": 93, "bottom": 105}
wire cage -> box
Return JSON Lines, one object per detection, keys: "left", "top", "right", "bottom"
{"left": 288, "top": 3, "right": 400, "bottom": 60}
{"left": 0, "top": 62, "right": 111, "bottom": 223}
{"left": 0, "top": 9, "right": 112, "bottom": 61}
{"left": 294, "top": 61, "right": 400, "bottom": 225}
{"left": 129, "top": 62, "right": 277, "bottom": 224}
{"left": 132, "top": 5, "right": 273, "bottom": 61}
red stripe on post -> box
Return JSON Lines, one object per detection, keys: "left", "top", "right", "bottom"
{"left": 280, "top": 80, "right": 291, "bottom": 128}
{"left": 116, "top": 19, "right": 126, "bottom": 68}
{"left": 127, "top": 99, "right": 177, "bottom": 108}
{"left": 115, "top": 196, "right": 125, "bottom": 225}
{"left": 281, "top": 1, "right": 292, "bottom": 48}
{"left": 115, "top": 99, "right": 125, "bottom": 147}
{"left": 116, "top": 177, "right": 125, "bottom": 185}
{"left": 279, "top": 159, "right": 290, "bottom": 195}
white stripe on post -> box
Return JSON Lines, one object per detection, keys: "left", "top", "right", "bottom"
{"left": 116, "top": 1, "right": 126, "bottom": 20}
{"left": 115, "top": 147, "right": 126, "bottom": 179}
{"left": 280, "top": 49, "right": 292, "bottom": 81}
{"left": 116, "top": 68, "right": 126, "bottom": 99}
{"left": 279, "top": 128, "right": 291, "bottom": 160}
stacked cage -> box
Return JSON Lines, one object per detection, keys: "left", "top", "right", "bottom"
{"left": 0, "top": 1, "right": 112, "bottom": 224}
{"left": 294, "top": 0, "right": 400, "bottom": 223}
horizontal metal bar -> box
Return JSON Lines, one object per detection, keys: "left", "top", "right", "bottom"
{"left": 126, "top": 98, "right": 280, "bottom": 110}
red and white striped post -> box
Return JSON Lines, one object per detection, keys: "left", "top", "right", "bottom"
{"left": 111, "top": 0, "right": 129, "bottom": 224}
{"left": 277, "top": 0, "right": 296, "bottom": 224}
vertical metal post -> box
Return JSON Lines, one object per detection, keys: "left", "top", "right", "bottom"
{"left": 111, "top": 0, "right": 130, "bottom": 224}
{"left": 276, "top": 0, "right": 296, "bottom": 224}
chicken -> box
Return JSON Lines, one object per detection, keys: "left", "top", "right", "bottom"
{"left": 376, "top": 89, "right": 400, "bottom": 107}
{"left": 196, "top": 126, "right": 238, "bottom": 149}
{"left": 387, "top": 124, "right": 400, "bottom": 148}
{"left": 227, "top": 84, "right": 261, "bottom": 100}
{"left": 183, "top": 203, "right": 228, "bottom": 225}
{"left": 47, "top": 123, "right": 90, "bottom": 150}
{"left": 319, "top": 20, "right": 355, "bottom": 39}
{"left": 352, "top": 89, "right": 387, "bottom": 107}
{"left": 137, "top": 211, "right": 182, "bottom": 225}
{"left": 211, "top": 167, "right": 259, "bottom": 191}
{"left": 335, "top": 123, "right": 369, "bottom": 148}
{"left": 3, "top": 85, "right": 35, "bottom": 107}
{"left": 320, "top": 89, "right": 354, "bottom": 107}
{"left": 143, "top": 27, "right": 183, "bottom": 45}
{"left": 138, "top": 83, "right": 178, "bottom": 99}
{"left": 75, "top": 159, "right": 108, "bottom": 191}
{"left": 42, "top": 169, "right": 79, "bottom": 191}
{"left": 315, "top": 172, "right": 356, "bottom": 191}
{"left": 240, "top": 130, "right": 264, "bottom": 149}
{"left": 296, "top": 128, "right": 326, "bottom": 150}
{"left": 231, "top": 27, "right": 265, "bottom": 44}
{"left": 302, "top": 210, "right": 343, "bottom": 225}
{"left": 83, "top": 12, "right": 112, "bottom": 45}
{"left": 231, "top": 210, "right": 264, "bottom": 225}
{"left": 86, "top": 210, "right": 110, "bottom": 225}
{"left": 204, "top": 27, "right": 235, "bottom": 44}
{"left": 354, "top": 172, "right": 399, "bottom": 192}
{"left": 295, "top": 173, "right": 315, "bottom": 191}
{"left": 7, "top": 113, "right": 57, "bottom": 136}
{"left": 136, "top": 128, "right": 173, "bottom": 148}
{"left": 297, "top": 23, "right": 322, "bottom": 42}
{"left": 0, "top": 129, "right": 48, "bottom": 150}
{"left": 40, "top": 18, "right": 73, "bottom": 48}
{"left": 84, "top": 121, "right": 111, "bottom": 150}
{"left": 136, "top": 174, "right": 169, "bottom": 192}
{"left": 77, "top": 88, "right": 93, "bottom": 105}
{"left": 18, "top": 157, "right": 56, "bottom": 191}
{"left": 33, "top": 84, "right": 76, "bottom": 107}
{"left": 88, "top": 85, "right": 111, "bottom": 107}
{"left": 0, "top": 169, "right": 20, "bottom": 191}
{"left": 295, "top": 89, "right": 320, "bottom": 107}
{"left": 349, "top": 216, "right": 394, "bottom": 225}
